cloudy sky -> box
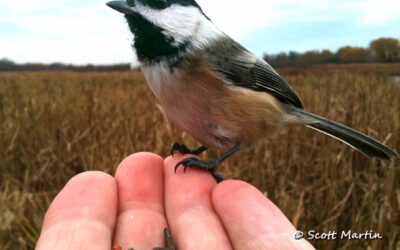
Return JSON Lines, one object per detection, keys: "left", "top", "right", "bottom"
{"left": 1, "top": 0, "right": 399, "bottom": 65}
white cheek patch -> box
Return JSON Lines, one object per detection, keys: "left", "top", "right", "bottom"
{"left": 193, "top": 15, "right": 224, "bottom": 48}
{"left": 133, "top": 2, "right": 223, "bottom": 47}
{"left": 134, "top": 3, "right": 199, "bottom": 45}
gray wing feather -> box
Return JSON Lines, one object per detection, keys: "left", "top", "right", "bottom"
{"left": 203, "top": 37, "right": 304, "bottom": 108}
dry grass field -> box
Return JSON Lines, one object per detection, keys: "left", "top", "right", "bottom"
{"left": 0, "top": 64, "right": 399, "bottom": 249}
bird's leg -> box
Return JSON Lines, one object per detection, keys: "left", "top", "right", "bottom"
{"left": 174, "top": 144, "right": 241, "bottom": 183}
{"left": 170, "top": 142, "right": 208, "bottom": 156}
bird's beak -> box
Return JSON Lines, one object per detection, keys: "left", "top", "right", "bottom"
{"left": 106, "top": 1, "right": 135, "bottom": 15}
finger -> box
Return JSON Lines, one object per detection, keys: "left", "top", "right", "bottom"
{"left": 164, "top": 155, "right": 232, "bottom": 249}
{"left": 212, "top": 180, "right": 315, "bottom": 250}
{"left": 113, "top": 152, "right": 167, "bottom": 249}
{"left": 36, "top": 172, "right": 118, "bottom": 250}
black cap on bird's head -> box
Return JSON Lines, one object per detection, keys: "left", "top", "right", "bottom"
{"left": 106, "top": 0, "right": 215, "bottom": 65}
{"left": 107, "top": 0, "right": 201, "bottom": 13}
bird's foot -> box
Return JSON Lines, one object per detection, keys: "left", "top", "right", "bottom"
{"left": 170, "top": 142, "right": 208, "bottom": 156}
{"left": 174, "top": 157, "right": 224, "bottom": 183}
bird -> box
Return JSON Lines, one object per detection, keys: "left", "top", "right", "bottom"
{"left": 107, "top": 0, "right": 399, "bottom": 183}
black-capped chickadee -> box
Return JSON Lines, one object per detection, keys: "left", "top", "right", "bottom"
{"left": 107, "top": 0, "right": 398, "bottom": 182}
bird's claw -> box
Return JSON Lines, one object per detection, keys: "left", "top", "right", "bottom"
{"left": 174, "top": 157, "right": 218, "bottom": 173}
{"left": 174, "top": 157, "right": 224, "bottom": 182}
{"left": 153, "top": 228, "right": 175, "bottom": 250}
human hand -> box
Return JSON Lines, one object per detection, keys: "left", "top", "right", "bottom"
{"left": 36, "top": 152, "right": 314, "bottom": 250}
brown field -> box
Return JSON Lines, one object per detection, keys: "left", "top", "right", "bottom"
{"left": 0, "top": 64, "right": 399, "bottom": 249}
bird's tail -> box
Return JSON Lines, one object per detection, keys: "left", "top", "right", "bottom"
{"left": 286, "top": 107, "right": 399, "bottom": 160}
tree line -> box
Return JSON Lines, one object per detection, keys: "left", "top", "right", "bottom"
{"left": 1, "top": 37, "right": 399, "bottom": 71}
{"left": 0, "top": 59, "right": 131, "bottom": 72}
{"left": 263, "top": 37, "right": 400, "bottom": 68}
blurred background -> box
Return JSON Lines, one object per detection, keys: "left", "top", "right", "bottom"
{"left": 1, "top": 0, "right": 399, "bottom": 65}
{"left": 0, "top": 0, "right": 399, "bottom": 249}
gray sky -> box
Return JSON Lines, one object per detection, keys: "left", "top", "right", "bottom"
{"left": 1, "top": 0, "right": 399, "bottom": 65}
